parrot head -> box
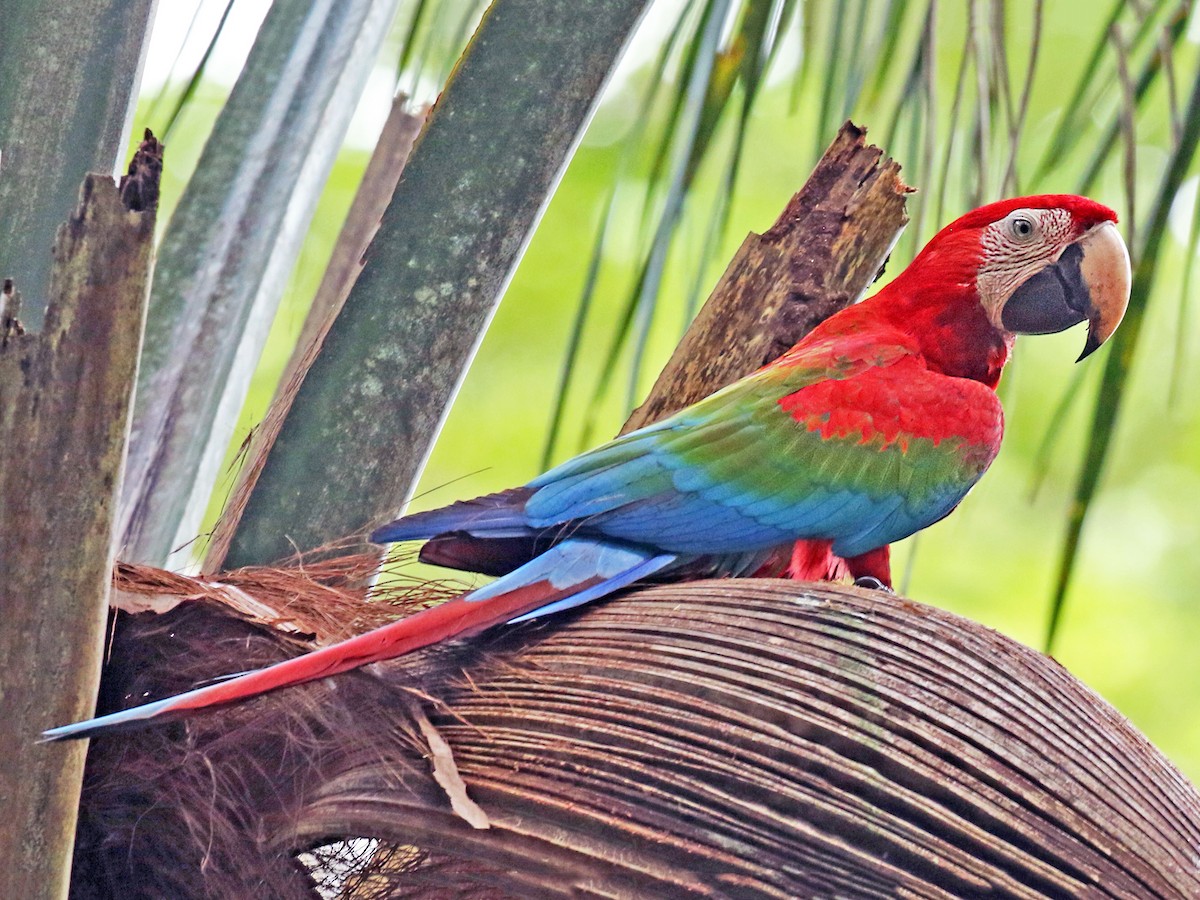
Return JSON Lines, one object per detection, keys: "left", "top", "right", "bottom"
{"left": 908, "top": 194, "right": 1132, "bottom": 361}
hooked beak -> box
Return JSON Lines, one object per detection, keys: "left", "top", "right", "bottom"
{"left": 999, "top": 221, "right": 1131, "bottom": 361}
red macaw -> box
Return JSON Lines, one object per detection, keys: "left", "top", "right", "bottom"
{"left": 45, "top": 194, "right": 1130, "bottom": 742}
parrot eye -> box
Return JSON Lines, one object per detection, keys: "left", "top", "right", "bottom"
{"left": 1010, "top": 215, "right": 1036, "bottom": 240}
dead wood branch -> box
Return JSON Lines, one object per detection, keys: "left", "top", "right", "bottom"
{"left": 0, "top": 167, "right": 156, "bottom": 898}
{"left": 623, "top": 120, "right": 910, "bottom": 433}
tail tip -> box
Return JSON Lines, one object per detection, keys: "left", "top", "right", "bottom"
{"left": 40, "top": 721, "right": 95, "bottom": 743}
{"left": 40, "top": 695, "right": 180, "bottom": 743}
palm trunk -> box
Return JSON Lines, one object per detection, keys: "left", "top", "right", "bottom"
{"left": 0, "top": 156, "right": 158, "bottom": 899}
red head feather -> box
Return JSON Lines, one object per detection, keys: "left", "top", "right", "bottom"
{"left": 805, "top": 195, "right": 1121, "bottom": 388}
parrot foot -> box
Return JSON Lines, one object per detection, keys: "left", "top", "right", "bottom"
{"left": 853, "top": 576, "right": 894, "bottom": 592}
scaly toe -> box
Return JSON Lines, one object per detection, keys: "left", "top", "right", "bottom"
{"left": 853, "top": 576, "right": 894, "bottom": 592}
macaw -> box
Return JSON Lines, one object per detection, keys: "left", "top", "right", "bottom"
{"left": 45, "top": 194, "right": 1130, "bottom": 742}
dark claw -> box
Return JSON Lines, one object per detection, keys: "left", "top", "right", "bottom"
{"left": 853, "top": 576, "right": 894, "bottom": 593}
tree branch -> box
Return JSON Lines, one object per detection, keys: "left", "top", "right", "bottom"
{"left": 623, "top": 120, "right": 910, "bottom": 433}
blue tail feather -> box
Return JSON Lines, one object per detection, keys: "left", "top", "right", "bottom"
{"left": 371, "top": 487, "right": 535, "bottom": 543}
{"left": 463, "top": 537, "right": 678, "bottom": 622}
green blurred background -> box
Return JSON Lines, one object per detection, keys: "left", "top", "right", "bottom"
{"left": 144, "top": 0, "right": 1200, "bottom": 780}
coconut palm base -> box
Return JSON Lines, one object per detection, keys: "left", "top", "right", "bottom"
{"left": 72, "top": 562, "right": 1200, "bottom": 898}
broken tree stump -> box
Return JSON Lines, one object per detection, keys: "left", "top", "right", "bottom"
{"left": 623, "top": 120, "right": 910, "bottom": 433}
{"left": 0, "top": 147, "right": 157, "bottom": 899}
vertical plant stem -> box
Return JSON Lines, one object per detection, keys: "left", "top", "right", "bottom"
{"left": 222, "top": 0, "right": 654, "bottom": 569}
{"left": 0, "top": 0, "right": 155, "bottom": 322}
{"left": 118, "top": 0, "right": 402, "bottom": 569}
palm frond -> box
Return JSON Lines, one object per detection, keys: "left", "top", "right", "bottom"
{"left": 150, "top": 0, "right": 237, "bottom": 140}
{"left": 1035, "top": 0, "right": 1165, "bottom": 182}
{"left": 1000, "top": 0, "right": 1043, "bottom": 194}
{"left": 578, "top": 0, "right": 738, "bottom": 440}
{"left": 1045, "top": 61, "right": 1200, "bottom": 653}
{"left": 1075, "top": 5, "right": 1189, "bottom": 196}
{"left": 220, "top": 0, "right": 657, "bottom": 568}
{"left": 119, "top": 0, "right": 402, "bottom": 568}
{"left": 566, "top": 0, "right": 818, "bottom": 451}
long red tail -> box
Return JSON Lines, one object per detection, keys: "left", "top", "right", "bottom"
{"left": 42, "top": 539, "right": 676, "bottom": 741}
{"left": 41, "top": 591, "right": 523, "bottom": 741}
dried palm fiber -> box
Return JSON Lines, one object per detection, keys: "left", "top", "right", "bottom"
{"left": 72, "top": 559, "right": 1200, "bottom": 899}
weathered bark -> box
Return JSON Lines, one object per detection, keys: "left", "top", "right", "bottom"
{"left": 0, "top": 160, "right": 156, "bottom": 898}
{"left": 622, "top": 121, "right": 910, "bottom": 434}
{"left": 74, "top": 571, "right": 1200, "bottom": 898}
